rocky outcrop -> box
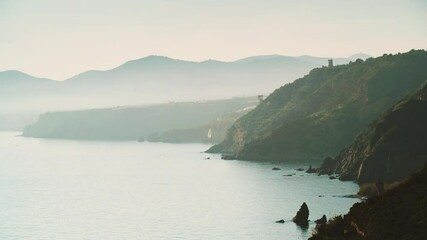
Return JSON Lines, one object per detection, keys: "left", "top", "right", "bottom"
{"left": 306, "top": 165, "right": 317, "bottom": 173}
{"left": 320, "top": 82, "right": 427, "bottom": 184}
{"left": 293, "top": 202, "right": 309, "bottom": 227}
{"left": 315, "top": 215, "right": 327, "bottom": 225}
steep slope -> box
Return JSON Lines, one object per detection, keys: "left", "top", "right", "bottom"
{"left": 208, "top": 50, "right": 427, "bottom": 162}
{"left": 22, "top": 97, "right": 257, "bottom": 141}
{"left": 310, "top": 163, "right": 427, "bottom": 240}
{"left": 320, "top": 82, "right": 427, "bottom": 184}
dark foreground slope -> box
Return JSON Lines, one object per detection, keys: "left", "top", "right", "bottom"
{"left": 208, "top": 50, "right": 427, "bottom": 162}
{"left": 23, "top": 97, "right": 257, "bottom": 141}
{"left": 310, "top": 164, "right": 427, "bottom": 240}
{"left": 319, "top": 82, "right": 427, "bottom": 184}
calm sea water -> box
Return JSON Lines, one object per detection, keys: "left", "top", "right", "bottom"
{"left": 0, "top": 132, "right": 359, "bottom": 240}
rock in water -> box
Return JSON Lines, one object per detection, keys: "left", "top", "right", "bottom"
{"left": 306, "top": 165, "right": 317, "bottom": 173}
{"left": 272, "top": 167, "right": 281, "bottom": 170}
{"left": 315, "top": 215, "right": 327, "bottom": 225}
{"left": 293, "top": 202, "right": 309, "bottom": 226}
{"left": 275, "top": 219, "right": 285, "bottom": 223}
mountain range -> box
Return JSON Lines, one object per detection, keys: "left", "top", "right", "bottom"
{"left": 0, "top": 53, "right": 369, "bottom": 114}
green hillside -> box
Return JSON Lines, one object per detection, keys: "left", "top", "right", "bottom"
{"left": 319, "top": 82, "right": 427, "bottom": 184}
{"left": 208, "top": 50, "right": 427, "bottom": 162}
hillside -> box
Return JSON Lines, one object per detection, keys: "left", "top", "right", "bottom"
{"left": 146, "top": 106, "right": 255, "bottom": 143}
{"left": 318, "top": 82, "right": 427, "bottom": 184}
{"left": 0, "top": 70, "right": 60, "bottom": 113}
{"left": 22, "top": 97, "right": 257, "bottom": 141}
{"left": 310, "top": 163, "right": 427, "bottom": 240}
{"left": 208, "top": 50, "right": 427, "bottom": 162}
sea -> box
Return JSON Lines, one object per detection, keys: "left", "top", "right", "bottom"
{"left": 0, "top": 132, "right": 359, "bottom": 240}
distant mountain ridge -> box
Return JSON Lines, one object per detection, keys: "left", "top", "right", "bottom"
{"left": 0, "top": 70, "right": 56, "bottom": 85}
{"left": 0, "top": 53, "right": 369, "bottom": 114}
{"left": 208, "top": 50, "right": 427, "bottom": 162}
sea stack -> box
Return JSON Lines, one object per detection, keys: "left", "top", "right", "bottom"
{"left": 293, "top": 202, "right": 309, "bottom": 226}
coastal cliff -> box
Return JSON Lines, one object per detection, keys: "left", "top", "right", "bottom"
{"left": 320, "top": 82, "right": 427, "bottom": 184}
{"left": 208, "top": 50, "right": 427, "bottom": 162}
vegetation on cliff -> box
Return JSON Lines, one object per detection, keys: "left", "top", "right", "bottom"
{"left": 319, "top": 81, "right": 427, "bottom": 184}
{"left": 310, "top": 163, "right": 427, "bottom": 240}
{"left": 208, "top": 50, "right": 427, "bottom": 162}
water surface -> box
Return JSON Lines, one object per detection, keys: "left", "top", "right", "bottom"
{"left": 0, "top": 132, "right": 359, "bottom": 239}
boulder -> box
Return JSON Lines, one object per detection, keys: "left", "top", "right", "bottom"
{"left": 293, "top": 202, "right": 309, "bottom": 226}
{"left": 272, "top": 167, "right": 281, "bottom": 170}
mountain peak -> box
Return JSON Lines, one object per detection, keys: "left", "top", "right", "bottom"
{"left": 0, "top": 70, "right": 56, "bottom": 85}
{"left": 0, "top": 70, "right": 31, "bottom": 78}
{"left": 349, "top": 53, "right": 371, "bottom": 59}
{"left": 235, "top": 55, "right": 288, "bottom": 63}
{"left": 117, "top": 55, "right": 183, "bottom": 69}
{"left": 142, "top": 55, "right": 174, "bottom": 61}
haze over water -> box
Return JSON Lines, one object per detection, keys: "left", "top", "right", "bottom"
{"left": 0, "top": 132, "right": 358, "bottom": 239}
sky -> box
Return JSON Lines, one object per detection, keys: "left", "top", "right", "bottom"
{"left": 0, "top": 0, "right": 426, "bottom": 80}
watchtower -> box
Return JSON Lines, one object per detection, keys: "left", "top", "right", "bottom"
{"left": 328, "top": 59, "right": 333, "bottom": 67}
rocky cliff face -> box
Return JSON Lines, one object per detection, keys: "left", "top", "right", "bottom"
{"left": 329, "top": 83, "right": 427, "bottom": 184}
{"left": 208, "top": 50, "right": 427, "bottom": 162}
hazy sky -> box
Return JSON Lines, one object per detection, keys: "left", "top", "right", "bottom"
{"left": 0, "top": 0, "right": 426, "bottom": 80}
